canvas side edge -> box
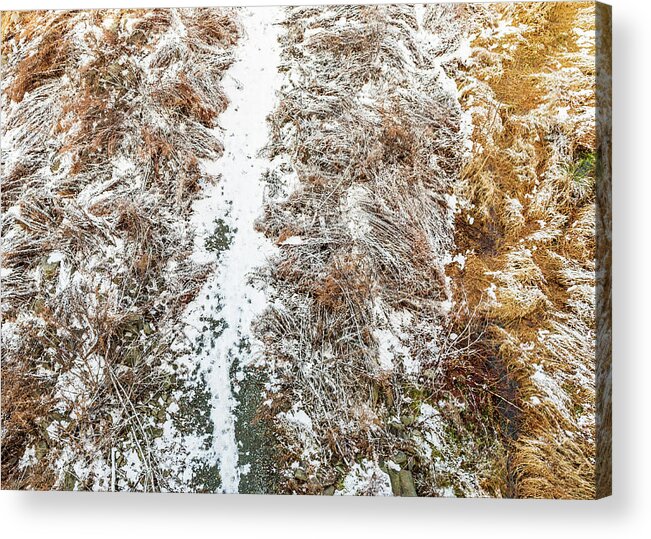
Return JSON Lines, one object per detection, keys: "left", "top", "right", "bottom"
{"left": 595, "top": 0, "right": 612, "bottom": 500}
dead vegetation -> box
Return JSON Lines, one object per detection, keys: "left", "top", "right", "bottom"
{"left": 1, "top": 3, "right": 604, "bottom": 498}
{"left": 252, "top": 1, "right": 601, "bottom": 499}
{"left": 254, "top": 4, "right": 502, "bottom": 497}
{"left": 448, "top": 2, "right": 600, "bottom": 498}
{"left": 1, "top": 8, "right": 239, "bottom": 490}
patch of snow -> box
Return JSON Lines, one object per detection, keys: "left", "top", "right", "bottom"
{"left": 280, "top": 235, "right": 304, "bottom": 246}
{"left": 444, "top": 193, "right": 457, "bottom": 211}
{"left": 18, "top": 446, "right": 37, "bottom": 470}
{"left": 486, "top": 282, "right": 498, "bottom": 302}
{"left": 385, "top": 459, "right": 401, "bottom": 472}
{"left": 373, "top": 302, "right": 415, "bottom": 373}
{"left": 418, "top": 403, "right": 445, "bottom": 451}
{"left": 557, "top": 106, "right": 570, "bottom": 122}
{"left": 335, "top": 459, "right": 392, "bottom": 496}
{"left": 47, "top": 251, "right": 65, "bottom": 264}
{"left": 279, "top": 405, "right": 314, "bottom": 432}
{"left": 179, "top": 7, "right": 283, "bottom": 493}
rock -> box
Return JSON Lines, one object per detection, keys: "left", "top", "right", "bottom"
{"left": 388, "top": 469, "right": 401, "bottom": 496}
{"left": 123, "top": 313, "right": 144, "bottom": 332}
{"left": 383, "top": 386, "right": 394, "bottom": 407}
{"left": 371, "top": 384, "right": 379, "bottom": 406}
{"left": 63, "top": 472, "right": 76, "bottom": 490}
{"left": 129, "top": 30, "right": 147, "bottom": 46}
{"left": 32, "top": 297, "right": 46, "bottom": 314}
{"left": 41, "top": 260, "right": 60, "bottom": 280}
{"left": 423, "top": 369, "right": 437, "bottom": 381}
{"left": 401, "top": 415, "right": 416, "bottom": 426}
{"left": 294, "top": 468, "right": 308, "bottom": 481}
{"left": 35, "top": 441, "right": 48, "bottom": 460}
{"left": 322, "top": 485, "right": 335, "bottom": 496}
{"left": 393, "top": 451, "right": 407, "bottom": 465}
{"left": 124, "top": 349, "right": 140, "bottom": 366}
{"left": 399, "top": 470, "right": 417, "bottom": 497}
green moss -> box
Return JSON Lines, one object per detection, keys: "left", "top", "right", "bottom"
{"left": 569, "top": 151, "right": 596, "bottom": 199}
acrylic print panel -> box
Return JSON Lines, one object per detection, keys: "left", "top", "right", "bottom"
{"left": 0, "top": 2, "right": 611, "bottom": 498}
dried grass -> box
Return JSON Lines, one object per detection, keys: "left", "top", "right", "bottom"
{"left": 450, "top": 1, "right": 599, "bottom": 499}
{"left": 254, "top": 4, "right": 499, "bottom": 496}
{"left": 1, "top": 8, "right": 239, "bottom": 490}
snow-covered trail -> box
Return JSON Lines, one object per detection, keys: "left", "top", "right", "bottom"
{"left": 182, "top": 7, "right": 283, "bottom": 493}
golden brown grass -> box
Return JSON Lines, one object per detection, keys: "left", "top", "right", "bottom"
{"left": 451, "top": 1, "right": 599, "bottom": 498}
{"left": 4, "top": 12, "right": 74, "bottom": 102}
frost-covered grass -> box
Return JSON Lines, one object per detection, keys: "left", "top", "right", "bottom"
{"left": 1, "top": 3, "right": 603, "bottom": 498}
{"left": 253, "top": 3, "right": 500, "bottom": 497}
{"left": 1, "top": 8, "right": 239, "bottom": 491}
{"left": 449, "top": 1, "right": 599, "bottom": 499}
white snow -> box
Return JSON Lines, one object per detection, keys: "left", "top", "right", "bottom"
{"left": 47, "top": 251, "right": 65, "bottom": 264}
{"left": 180, "top": 6, "right": 283, "bottom": 493}
{"left": 372, "top": 303, "right": 414, "bottom": 373}
{"left": 335, "top": 459, "right": 392, "bottom": 496}
{"left": 18, "top": 446, "right": 37, "bottom": 470}
{"left": 280, "top": 235, "right": 304, "bottom": 246}
{"left": 418, "top": 403, "right": 445, "bottom": 451}
{"left": 279, "top": 405, "right": 314, "bottom": 434}
{"left": 452, "top": 253, "right": 466, "bottom": 270}
{"left": 385, "top": 460, "right": 401, "bottom": 472}
{"left": 557, "top": 106, "right": 570, "bottom": 122}
{"left": 486, "top": 282, "right": 498, "bottom": 302}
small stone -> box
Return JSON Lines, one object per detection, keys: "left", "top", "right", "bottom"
{"left": 399, "top": 470, "right": 417, "bottom": 497}
{"left": 423, "top": 369, "right": 437, "bottom": 380}
{"left": 393, "top": 451, "right": 407, "bottom": 465}
{"left": 401, "top": 415, "right": 416, "bottom": 426}
{"left": 294, "top": 468, "right": 308, "bottom": 481}
{"left": 388, "top": 469, "right": 401, "bottom": 496}
{"left": 322, "top": 485, "right": 335, "bottom": 496}
{"left": 41, "top": 260, "right": 60, "bottom": 280}
{"left": 35, "top": 441, "right": 48, "bottom": 459}
{"left": 371, "top": 385, "right": 379, "bottom": 406}
{"left": 32, "top": 297, "right": 46, "bottom": 314}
